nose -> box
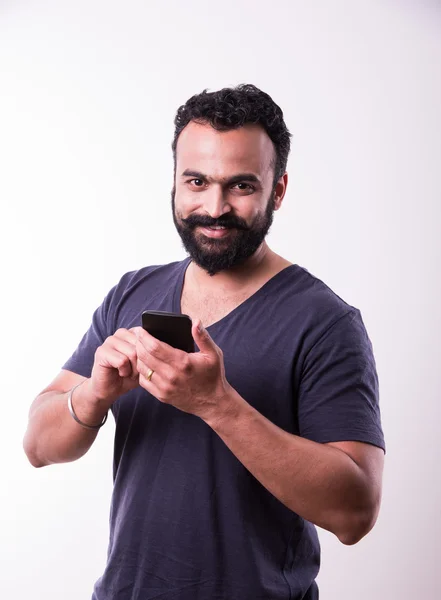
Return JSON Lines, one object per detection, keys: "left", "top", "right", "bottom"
{"left": 203, "top": 185, "right": 232, "bottom": 219}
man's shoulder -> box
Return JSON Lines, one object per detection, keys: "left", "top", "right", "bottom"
{"left": 284, "top": 263, "right": 356, "bottom": 314}
{"left": 106, "top": 257, "right": 188, "bottom": 311}
{"left": 276, "top": 263, "right": 362, "bottom": 345}
{"left": 117, "top": 258, "right": 187, "bottom": 289}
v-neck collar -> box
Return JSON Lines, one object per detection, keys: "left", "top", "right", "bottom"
{"left": 172, "top": 256, "right": 297, "bottom": 330}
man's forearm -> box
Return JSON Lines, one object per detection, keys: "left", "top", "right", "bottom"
{"left": 23, "top": 380, "right": 108, "bottom": 467}
{"left": 204, "top": 387, "right": 376, "bottom": 545}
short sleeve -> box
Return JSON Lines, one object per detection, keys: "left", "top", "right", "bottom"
{"left": 297, "top": 308, "right": 385, "bottom": 452}
{"left": 61, "top": 283, "right": 117, "bottom": 378}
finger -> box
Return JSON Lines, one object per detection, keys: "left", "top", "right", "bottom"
{"left": 137, "top": 361, "right": 178, "bottom": 405}
{"left": 137, "top": 348, "right": 180, "bottom": 385}
{"left": 135, "top": 338, "right": 166, "bottom": 375}
{"left": 114, "top": 327, "right": 138, "bottom": 345}
{"left": 98, "top": 346, "right": 135, "bottom": 378}
{"left": 134, "top": 328, "right": 180, "bottom": 365}
{"left": 138, "top": 369, "right": 163, "bottom": 401}
{"left": 136, "top": 355, "right": 157, "bottom": 383}
{"left": 109, "top": 337, "right": 139, "bottom": 379}
{"left": 191, "top": 320, "right": 219, "bottom": 355}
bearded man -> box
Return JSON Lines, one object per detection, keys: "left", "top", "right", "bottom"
{"left": 24, "top": 84, "right": 385, "bottom": 600}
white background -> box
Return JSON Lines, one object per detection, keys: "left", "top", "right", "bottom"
{"left": 1, "top": 1, "right": 440, "bottom": 598}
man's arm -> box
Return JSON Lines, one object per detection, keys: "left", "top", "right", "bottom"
{"left": 23, "top": 371, "right": 109, "bottom": 467}
{"left": 24, "top": 327, "right": 141, "bottom": 468}
{"left": 204, "top": 388, "right": 384, "bottom": 546}
{"left": 133, "top": 321, "right": 384, "bottom": 546}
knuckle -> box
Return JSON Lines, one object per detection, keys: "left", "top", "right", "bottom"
{"left": 163, "top": 382, "right": 174, "bottom": 396}
{"left": 102, "top": 336, "right": 115, "bottom": 350}
{"left": 168, "top": 374, "right": 179, "bottom": 387}
{"left": 181, "top": 356, "right": 192, "bottom": 374}
{"left": 115, "top": 355, "right": 128, "bottom": 368}
{"left": 128, "top": 348, "right": 137, "bottom": 362}
{"left": 148, "top": 341, "right": 161, "bottom": 355}
{"left": 136, "top": 344, "right": 147, "bottom": 361}
{"left": 128, "top": 329, "right": 139, "bottom": 342}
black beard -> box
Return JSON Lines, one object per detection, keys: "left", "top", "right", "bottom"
{"left": 171, "top": 189, "right": 276, "bottom": 276}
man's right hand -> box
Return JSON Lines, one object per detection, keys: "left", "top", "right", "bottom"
{"left": 86, "top": 328, "right": 140, "bottom": 408}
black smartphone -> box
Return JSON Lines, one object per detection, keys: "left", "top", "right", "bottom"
{"left": 141, "top": 310, "right": 195, "bottom": 353}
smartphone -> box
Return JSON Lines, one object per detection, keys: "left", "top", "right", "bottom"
{"left": 141, "top": 310, "right": 195, "bottom": 353}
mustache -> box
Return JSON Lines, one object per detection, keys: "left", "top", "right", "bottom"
{"left": 181, "top": 214, "right": 249, "bottom": 230}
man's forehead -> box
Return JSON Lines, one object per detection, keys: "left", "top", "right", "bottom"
{"left": 176, "top": 121, "right": 274, "bottom": 175}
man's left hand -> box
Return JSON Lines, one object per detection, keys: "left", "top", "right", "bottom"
{"left": 133, "top": 320, "right": 233, "bottom": 422}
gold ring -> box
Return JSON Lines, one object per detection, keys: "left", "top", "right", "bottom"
{"left": 146, "top": 368, "right": 154, "bottom": 382}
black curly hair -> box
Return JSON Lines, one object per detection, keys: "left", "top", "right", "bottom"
{"left": 172, "top": 84, "right": 291, "bottom": 187}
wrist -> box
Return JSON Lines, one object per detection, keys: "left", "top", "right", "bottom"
{"left": 69, "top": 379, "right": 110, "bottom": 425}
{"left": 203, "top": 386, "right": 245, "bottom": 432}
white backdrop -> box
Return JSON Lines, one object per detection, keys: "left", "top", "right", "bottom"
{"left": 1, "top": 1, "right": 440, "bottom": 598}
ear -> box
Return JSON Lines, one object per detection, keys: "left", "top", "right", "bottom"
{"left": 274, "top": 172, "right": 288, "bottom": 210}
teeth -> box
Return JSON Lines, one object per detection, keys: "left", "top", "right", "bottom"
{"left": 210, "top": 226, "right": 226, "bottom": 230}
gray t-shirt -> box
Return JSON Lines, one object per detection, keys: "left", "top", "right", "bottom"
{"left": 62, "top": 256, "right": 385, "bottom": 600}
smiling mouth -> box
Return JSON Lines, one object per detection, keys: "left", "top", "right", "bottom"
{"left": 199, "top": 226, "right": 234, "bottom": 238}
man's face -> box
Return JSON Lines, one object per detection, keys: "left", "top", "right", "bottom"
{"left": 172, "top": 121, "right": 279, "bottom": 276}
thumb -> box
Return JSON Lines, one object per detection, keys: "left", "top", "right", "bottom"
{"left": 192, "top": 319, "right": 217, "bottom": 353}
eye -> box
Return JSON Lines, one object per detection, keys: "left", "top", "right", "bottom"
{"left": 232, "top": 183, "right": 255, "bottom": 193}
{"left": 187, "top": 178, "right": 205, "bottom": 187}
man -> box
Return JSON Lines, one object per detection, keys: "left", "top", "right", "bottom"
{"left": 23, "top": 84, "right": 385, "bottom": 600}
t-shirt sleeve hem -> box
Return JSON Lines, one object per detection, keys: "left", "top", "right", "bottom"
{"left": 61, "top": 361, "right": 92, "bottom": 379}
{"left": 302, "top": 430, "right": 386, "bottom": 453}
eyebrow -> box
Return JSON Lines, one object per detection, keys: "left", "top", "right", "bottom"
{"left": 181, "top": 169, "right": 261, "bottom": 186}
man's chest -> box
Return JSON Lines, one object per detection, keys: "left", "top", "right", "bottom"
{"left": 180, "top": 287, "right": 254, "bottom": 329}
